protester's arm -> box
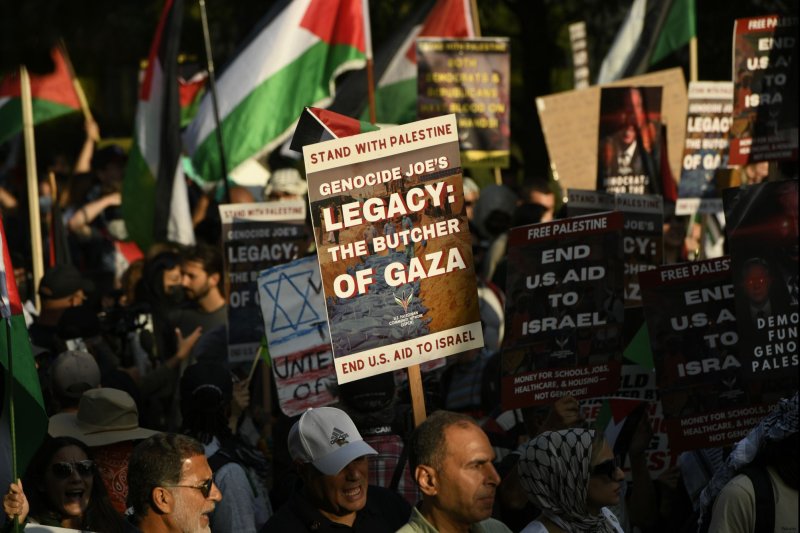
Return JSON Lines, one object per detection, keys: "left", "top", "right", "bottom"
{"left": 68, "top": 192, "right": 121, "bottom": 236}
{"left": 626, "top": 414, "right": 657, "bottom": 529}
{"left": 3, "top": 480, "right": 29, "bottom": 525}
{"left": 229, "top": 378, "right": 251, "bottom": 434}
{"left": 73, "top": 118, "right": 100, "bottom": 174}
{"left": 0, "top": 186, "right": 17, "bottom": 212}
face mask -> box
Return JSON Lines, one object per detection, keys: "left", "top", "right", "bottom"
{"left": 164, "top": 285, "right": 185, "bottom": 306}
{"left": 39, "top": 195, "right": 53, "bottom": 214}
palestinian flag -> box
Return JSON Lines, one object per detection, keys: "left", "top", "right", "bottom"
{"left": 179, "top": 72, "right": 207, "bottom": 128}
{"left": 290, "top": 106, "right": 379, "bottom": 152}
{"left": 593, "top": 398, "right": 647, "bottom": 457}
{"left": 363, "top": 0, "right": 474, "bottom": 124}
{"left": 122, "top": 0, "right": 195, "bottom": 253}
{"left": 0, "top": 47, "right": 81, "bottom": 144}
{"left": 597, "top": 0, "right": 696, "bottom": 83}
{"left": 1, "top": 216, "right": 48, "bottom": 487}
{"left": 183, "top": 0, "right": 369, "bottom": 182}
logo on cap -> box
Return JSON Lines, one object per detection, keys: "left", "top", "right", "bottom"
{"left": 330, "top": 427, "right": 350, "bottom": 446}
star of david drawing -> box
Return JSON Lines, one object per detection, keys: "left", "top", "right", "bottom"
{"left": 261, "top": 269, "right": 321, "bottom": 333}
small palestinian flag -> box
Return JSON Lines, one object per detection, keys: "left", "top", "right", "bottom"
{"left": 290, "top": 106, "right": 379, "bottom": 152}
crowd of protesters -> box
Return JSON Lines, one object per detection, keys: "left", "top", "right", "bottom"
{"left": 0, "top": 118, "right": 797, "bottom": 533}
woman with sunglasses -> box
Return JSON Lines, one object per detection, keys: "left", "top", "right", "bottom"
{"left": 2, "top": 436, "right": 130, "bottom": 532}
{"left": 516, "top": 428, "right": 625, "bottom": 533}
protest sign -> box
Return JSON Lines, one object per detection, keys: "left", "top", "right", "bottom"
{"left": 417, "top": 38, "right": 510, "bottom": 168}
{"left": 567, "top": 190, "right": 663, "bottom": 307}
{"left": 724, "top": 179, "right": 799, "bottom": 379}
{"left": 220, "top": 201, "right": 307, "bottom": 363}
{"left": 502, "top": 212, "right": 625, "bottom": 408}
{"left": 640, "top": 257, "right": 778, "bottom": 451}
{"left": 257, "top": 256, "right": 337, "bottom": 416}
{"left": 568, "top": 22, "right": 590, "bottom": 90}
{"left": 676, "top": 82, "right": 734, "bottom": 215}
{"left": 597, "top": 86, "right": 665, "bottom": 196}
{"left": 536, "top": 68, "right": 687, "bottom": 193}
{"left": 730, "top": 15, "right": 798, "bottom": 165}
{"left": 303, "top": 114, "right": 482, "bottom": 384}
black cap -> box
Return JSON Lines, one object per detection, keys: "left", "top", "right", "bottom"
{"left": 38, "top": 265, "right": 94, "bottom": 300}
{"left": 180, "top": 362, "right": 233, "bottom": 414}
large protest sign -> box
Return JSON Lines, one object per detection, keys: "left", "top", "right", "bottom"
{"left": 597, "top": 87, "right": 665, "bottom": 196}
{"left": 567, "top": 190, "right": 663, "bottom": 307}
{"left": 724, "top": 179, "right": 798, "bottom": 380}
{"left": 676, "top": 82, "right": 734, "bottom": 215}
{"left": 417, "top": 38, "right": 510, "bottom": 168}
{"left": 220, "top": 201, "right": 307, "bottom": 363}
{"left": 257, "top": 256, "right": 337, "bottom": 416}
{"left": 536, "top": 68, "right": 687, "bottom": 193}
{"left": 303, "top": 114, "right": 482, "bottom": 384}
{"left": 640, "top": 257, "right": 777, "bottom": 451}
{"left": 502, "top": 212, "right": 625, "bottom": 408}
{"left": 730, "top": 15, "right": 798, "bottom": 165}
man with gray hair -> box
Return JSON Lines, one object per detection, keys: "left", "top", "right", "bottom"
{"left": 127, "top": 432, "right": 222, "bottom": 533}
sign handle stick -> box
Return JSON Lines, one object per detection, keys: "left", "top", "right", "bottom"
{"left": 407, "top": 364, "right": 427, "bottom": 427}
{"left": 247, "top": 344, "right": 263, "bottom": 383}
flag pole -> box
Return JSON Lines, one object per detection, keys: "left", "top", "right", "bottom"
{"left": 362, "top": 0, "right": 377, "bottom": 124}
{"left": 198, "top": 0, "right": 231, "bottom": 203}
{"left": 4, "top": 318, "right": 20, "bottom": 533}
{"left": 689, "top": 36, "right": 698, "bottom": 82}
{"left": 20, "top": 66, "right": 44, "bottom": 313}
{"left": 59, "top": 40, "right": 95, "bottom": 126}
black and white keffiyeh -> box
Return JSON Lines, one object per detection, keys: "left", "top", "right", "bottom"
{"left": 517, "top": 428, "right": 615, "bottom": 533}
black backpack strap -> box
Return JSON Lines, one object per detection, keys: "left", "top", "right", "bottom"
{"left": 207, "top": 449, "right": 235, "bottom": 474}
{"left": 741, "top": 465, "right": 775, "bottom": 533}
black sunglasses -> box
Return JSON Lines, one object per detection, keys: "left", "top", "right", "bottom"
{"left": 164, "top": 478, "right": 214, "bottom": 498}
{"left": 51, "top": 460, "right": 95, "bottom": 479}
{"left": 591, "top": 457, "right": 621, "bottom": 479}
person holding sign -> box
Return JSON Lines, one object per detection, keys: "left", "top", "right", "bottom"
{"left": 398, "top": 410, "right": 511, "bottom": 533}
{"left": 517, "top": 429, "right": 624, "bottom": 533}
{"left": 261, "top": 407, "right": 411, "bottom": 533}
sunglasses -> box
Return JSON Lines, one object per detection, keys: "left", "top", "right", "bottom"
{"left": 164, "top": 478, "right": 214, "bottom": 498}
{"left": 591, "top": 457, "right": 621, "bottom": 479}
{"left": 51, "top": 460, "right": 95, "bottom": 479}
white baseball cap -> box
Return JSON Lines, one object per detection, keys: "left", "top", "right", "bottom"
{"left": 288, "top": 407, "right": 377, "bottom": 475}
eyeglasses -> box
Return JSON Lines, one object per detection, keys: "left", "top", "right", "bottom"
{"left": 591, "top": 457, "right": 621, "bottom": 479}
{"left": 164, "top": 478, "right": 214, "bottom": 498}
{"left": 51, "top": 460, "right": 95, "bottom": 479}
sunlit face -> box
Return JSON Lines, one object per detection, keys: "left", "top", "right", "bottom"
{"left": 302, "top": 456, "right": 369, "bottom": 524}
{"left": 586, "top": 440, "right": 623, "bottom": 513}
{"left": 181, "top": 261, "right": 213, "bottom": 301}
{"left": 42, "top": 445, "right": 93, "bottom": 521}
{"left": 431, "top": 423, "right": 500, "bottom": 527}
{"left": 168, "top": 455, "right": 221, "bottom": 533}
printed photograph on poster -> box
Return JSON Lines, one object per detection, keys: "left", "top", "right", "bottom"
{"left": 258, "top": 256, "right": 337, "bottom": 416}
{"left": 640, "top": 257, "right": 779, "bottom": 451}
{"left": 676, "top": 81, "right": 733, "bottom": 215}
{"left": 219, "top": 201, "right": 308, "bottom": 364}
{"left": 730, "top": 15, "right": 798, "bottom": 165}
{"left": 303, "top": 114, "right": 483, "bottom": 384}
{"left": 501, "top": 212, "right": 625, "bottom": 409}
{"left": 597, "top": 86, "right": 669, "bottom": 196}
{"left": 724, "top": 179, "right": 799, "bottom": 379}
{"left": 417, "top": 38, "right": 510, "bottom": 168}
{"left": 567, "top": 190, "right": 663, "bottom": 307}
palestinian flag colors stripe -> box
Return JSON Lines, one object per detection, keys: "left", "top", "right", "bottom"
{"left": 368, "top": 0, "right": 474, "bottom": 124}
{"left": 184, "top": 0, "right": 368, "bottom": 182}
{"left": 290, "top": 106, "right": 378, "bottom": 152}
{"left": 1, "top": 216, "right": 48, "bottom": 480}
{"left": 0, "top": 47, "right": 81, "bottom": 143}
{"left": 179, "top": 72, "right": 207, "bottom": 128}
{"left": 122, "top": 0, "right": 194, "bottom": 253}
